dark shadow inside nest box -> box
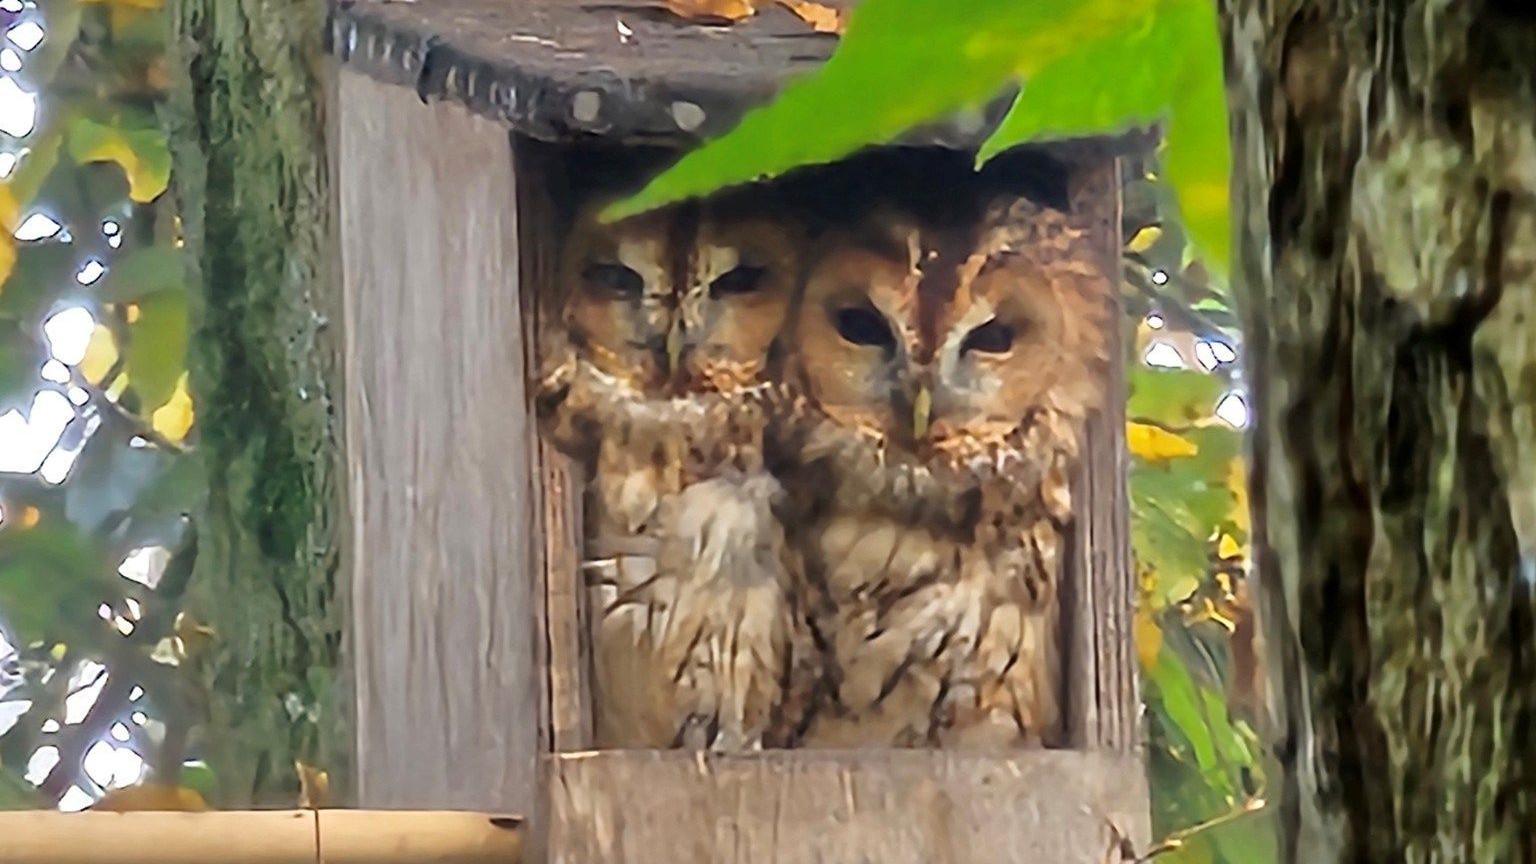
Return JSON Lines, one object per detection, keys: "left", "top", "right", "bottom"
{"left": 535, "top": 140, "right": 1081, "bottom": 240}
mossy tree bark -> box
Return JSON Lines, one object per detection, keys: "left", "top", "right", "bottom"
{"left": 166, "top": 0, "right": 348, "bottom": 805}
{"left": 1224, "top": 2, "right": 1536, "bottom": 860}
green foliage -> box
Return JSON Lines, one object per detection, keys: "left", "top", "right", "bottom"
{"left": 0, "top": 0, "right": 211, "bottom": 809}
{"left": 125, "top": 289, "right": 187, "bottom": 408}
{"left": 0, "top": 523, "right": 112, "bottom": 646}
{"left": 611, "top": 0, "right": 1230, "bottom": 272}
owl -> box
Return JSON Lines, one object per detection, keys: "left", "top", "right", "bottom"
{"left": 536, "top": 197, "right": 804, "bottom": 751}
{"left": 776, "top": 193, "right": 1110, "bottom": 749}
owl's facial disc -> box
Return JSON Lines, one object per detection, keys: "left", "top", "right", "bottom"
{"left": 927, "top": 253, "right": 1063, "bottom": 448}
{"left": 675, "top": 218, "right": 797, "bottom": 391}
{"left": 795, "top": 240, "right": 920, "bottom": 443}
{"left": 561, "top": 212, "right": 674, "bottom": 389}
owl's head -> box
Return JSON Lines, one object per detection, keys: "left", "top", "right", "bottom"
{"left": 791, "top": 197, "right": 1109, "bottom": 458}
{"left": 560, "top": 207, "right": 677, "bottom": 390}
{"left": 673, "top": 202, "right": 801, "bottom": 393}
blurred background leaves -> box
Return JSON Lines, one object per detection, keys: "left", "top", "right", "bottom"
{"left": 0, "top": 0, "right": 210, "bottom": 812}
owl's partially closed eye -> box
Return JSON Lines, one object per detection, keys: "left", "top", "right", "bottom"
{"left": 560, "top": 208, "right": 677, "bottom": 391}
{"left": 674, "top": 205, "right": 802, "bottom": 393}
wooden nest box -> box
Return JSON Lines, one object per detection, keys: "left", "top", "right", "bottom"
{"left": 327, "top": 1, "right": 1147, "bottom": 861}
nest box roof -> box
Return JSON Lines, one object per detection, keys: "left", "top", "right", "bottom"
{"left": 328, "top": 0, "right": 1025, "bottom": 147}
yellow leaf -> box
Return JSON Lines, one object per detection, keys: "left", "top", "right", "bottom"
{"left": 93, "top": 783, "right": 207, "bottom": 812}
{"left": 1125, "top": 223, "right": 1163, "bottom": 254}
{"left": 172, "top": 610, "right": 215, "bottom": 660}
{"left": 1134, "top": 607, "right": 1162, "bottom": 670}
{"left": 1126, "top": 422, "right": 1198, "bottom": 462}
{"left": 777, "top": 0, "right": 845, "bottom": 33}
{"left": 79, "top": 325, "right": 120, "bottom": 385}
{"left": 1227, "top": 458, "right": 1251, "bottom": 535}
{"left": 662, "top": 0, "right": 758, "bottom": 23}
{"left": 0, "top": 184, "right": 19, "bottom": 232}
{"left": 150, "top": 372, "right": 195, "bottom": 442}
{"left": 0, "top": 238, "right": 14, "bottom": 288}
{"left": 1217, "top": 532, "right": 1243, "bottom": 560}
{"left": 72, "top": 130, "right": 169, "bottom": 203}
{"left": 19, "top": 506, "right": 40, "bottom": 529}
{"left": 1165, "top": 574, "right": 1200, "bottom": 604}
{"left": 296, "top": 761, "right": 330, "bottom": 809}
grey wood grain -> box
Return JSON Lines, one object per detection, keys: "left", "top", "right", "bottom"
{"left": 337, "top": 69, "right": 540, "bottom": 813}
{"left": 1063, "top": 156, "right": 1139, "bottom": 753}
{"left": 547, "top": 749, "right": 1149, "bottom": 864}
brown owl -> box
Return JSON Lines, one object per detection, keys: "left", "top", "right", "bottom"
{"left": 537, "top": 198, "right": 804, "bottom": 751}
{"left": 776, "top": 193, "right": 1110, "bottom": 749}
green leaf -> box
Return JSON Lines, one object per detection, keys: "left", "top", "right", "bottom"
{"left": 1148, "top": 647, "right": 1220, "bottom": 778}
{"left": 5, "top": 130, "right": 64, "bottom": 210}
{"left": 92, "top": 247, "right": 185, "bottom": 302}
{"left": 179, "top": 760, "right": 218, "bottom": 802}
{"left": 0, "top": 521, "right": 115, "bottom": 646}
{"left": 126, "top": 289, "right": 188, "bottom": 409}
{"left": 0, "top": 323, "right": 41, "bottom": 406}
{"left": 608, "top": 0, "right": 1152, "bottom": 220}
{"left": 1128, "top": 368, "right": 1225, "bottom": 429}
{"left": 66, "top": 113, "right": 172, "bottom": 204}
{"left": 0, "top": 244, "right": 80, "bottom": 324}
{"left": 975, "top": 1, "right": 1187, "bottom": 163}
{"left": 1132, "top": 494, "right": 1206, "bottom": 603}
{"left": 0, "top": 767, "right": 40, "bottom": 811}
{"left": 1160, "top": 2, "right": 1231, "bottom": 278}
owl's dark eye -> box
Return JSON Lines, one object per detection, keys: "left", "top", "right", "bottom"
{"left": 710, "top": 265, "right": 768, "bottom": 297}
{"left": 834, "top": 305, "right": 895, "bottom": 350}
{"left": 961, "top": 318, "right": 1015, "bottom": 355}
{"left": 582, "top": 263, "right": 644, "bottom": 298}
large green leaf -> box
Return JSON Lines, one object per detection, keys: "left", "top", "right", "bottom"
{"left": 92, "top": 247, "right": 185, "bottom": 302}
{"left": 126, "top": 289, "right": 188, "bottom": 409}
{"left": 973, "top": 0, "right": 1198, "bottom": 162}
{"left": 1128, "top": 368, "right": 1225, "bottom": 429}
{"left": 606, "top": 0, "right": 1155, "bottom": 220}
{"left": 608, "top": 0, "right": 1231, "bottom": 272}
{"left": 1160, "top": 9, "right": 1231, "bottom": 278}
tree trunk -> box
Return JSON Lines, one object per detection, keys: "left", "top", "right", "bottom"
{"left": 1223, "top": 2, "right": 1536, "bottom": 861}
{"left": 165, "top": 0, "right": 348, "bottom": 805}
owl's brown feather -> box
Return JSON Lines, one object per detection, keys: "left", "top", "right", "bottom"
{"left": 777, "top": 195, "right": 1110, "bottom": 748}
{"left": 538, "top": 202, "right": 807, "bottom": 750}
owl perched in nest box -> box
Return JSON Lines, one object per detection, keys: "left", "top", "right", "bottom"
{"left": 776, "top": 193, "right": 1110, "bottom": 748}
{"left": 537, "top": 198, "right": 805, "bottom": 751}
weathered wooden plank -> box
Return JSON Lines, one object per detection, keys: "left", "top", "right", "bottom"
{"left": 514, "top": 138, "right": 595, "bottom": 754}
{"left": 337, "top": 69, "right": 540, "bottom": 812}
{"left": 547, "top": 750, "right": 1148, "bottom": 864}
{"left": 1062, "top": 155, "right": 1138, "bottom": 754}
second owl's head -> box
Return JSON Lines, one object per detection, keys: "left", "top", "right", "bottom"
{"left": 673, "top": 201, "right": 800, "bottom": 394}
{"left": 790, "top": 195, "right": 1111, "bottom": 457}
{"left": 561, "top": 197, "right": 801, "bottom": 396}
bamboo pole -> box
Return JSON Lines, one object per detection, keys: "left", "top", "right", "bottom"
{"left": 0, "top": 809, "right": 522, "bottom": 864}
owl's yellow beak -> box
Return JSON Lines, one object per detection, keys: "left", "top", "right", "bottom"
{"left": 912, "top": 384, "right": 932, "bottom": 440}
{"left": 665, "top": 321, "right": 684, "bottom": 374}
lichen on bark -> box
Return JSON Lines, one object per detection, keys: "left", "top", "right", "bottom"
{"left": 1224, "top": 2, "right": 1536, "bottom": 861}
{"left": 164, "top": 0, "right": 349, "bottom": 805}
